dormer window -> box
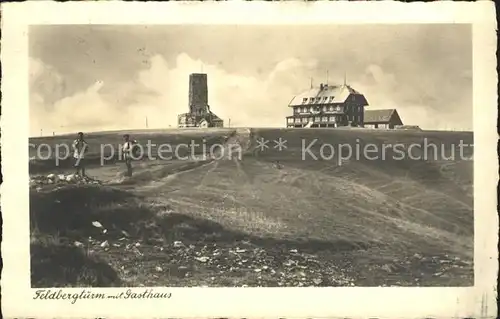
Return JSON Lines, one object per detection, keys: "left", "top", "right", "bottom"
{"left": 330, "top": 96, "right": 335, "bottom": 101}
{"left": 302, "top": 98, "right": 307, "bottom": 103}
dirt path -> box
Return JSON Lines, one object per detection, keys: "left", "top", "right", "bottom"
{"left": 125, "top": 128, "right": 254, "bottom": 192}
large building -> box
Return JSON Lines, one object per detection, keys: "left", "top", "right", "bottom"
{"left": 178, "top": 73, "right": 224, "bottom": 128}
{"left": 286, "top": 82, "right": 369, "bottom": 128}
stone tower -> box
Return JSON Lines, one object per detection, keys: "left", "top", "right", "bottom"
{"left": 188, "top": 73, "right": 209, "bottom": 116}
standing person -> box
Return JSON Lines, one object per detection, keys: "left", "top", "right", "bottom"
{"left": 122, "top": 134, "right": 138, "bottom": 177}
{"left": 72, "top": 132, "right": 88, "bottom": 177}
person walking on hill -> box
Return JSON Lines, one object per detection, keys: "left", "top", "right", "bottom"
{"left": 72, "top": 132, "right": 88, "bottom": 177}
{"left": 122, "top": 134, "right": 139, "bottom": 177}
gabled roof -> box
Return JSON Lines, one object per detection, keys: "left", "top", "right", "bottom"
{"left": 364, "top": 109, "right": 402, "bottom": 124}
{"left": 289, "top": 84, "right": 368, "bottom": 106}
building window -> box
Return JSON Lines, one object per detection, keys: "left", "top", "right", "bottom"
{"left": 336, "top": 106, "right": 341, "bottom": 112}
{"left": 314, "top": 117, "right": 320, "bottom": 122}
{"left": 309, "top": 107, "right": 314, "bottom": 112}
{"left": 295, "top": 118, "right": 301, "bottom": 123}
{"left": 329, "top": 106, "right": 334, "bottom": 111}
{"left": 302, "top": 117, "right": 308, "bottom": 123}
{"left": 302, "top": 98, "right": 307, "bottom": 103}
{"left": 322, "top": 106, "right": 327, "bottom": 112}
{"left": 330, "top": 96, "right": 335, "bottom": 101}
{"left": 287, "top": 118, "right": 293, "bottom": 123}
{"left": 329, "top": 116, "right": 335, "bottom": 122}
{"left": 322, "top": 116, "right": 328, "bottom": 122}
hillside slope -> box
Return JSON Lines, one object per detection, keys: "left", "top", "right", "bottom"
{"left": 29, "top": 128, "right": 474, "bottom": 287}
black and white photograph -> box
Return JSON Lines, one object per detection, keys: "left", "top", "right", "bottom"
{"left": 1, "top": 2, "right": 497, "bottom": 318}
{"left": 28, "top": 22, "right": 478, "bottom": 288}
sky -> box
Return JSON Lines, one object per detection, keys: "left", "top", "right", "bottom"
{"left": 29, "top": 24, "right": 472, "bottom": 136}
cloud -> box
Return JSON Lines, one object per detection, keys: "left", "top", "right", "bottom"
{"left": 349, "top": 64, "right": 472, "bottom": 130}
{"left": 29, "top": 58, "right": 65, "bottom": 135}
{"left": 30, "top": 53, "right": 319, "bottom": 135}
{"left": 30, "top": 50, "right": 472, "bottom": 136}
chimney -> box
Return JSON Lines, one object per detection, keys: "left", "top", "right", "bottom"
{"left": 320, "top": 83, "right": 324, "bottom": 90}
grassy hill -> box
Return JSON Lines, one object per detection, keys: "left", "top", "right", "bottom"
{"left": 29, "top": 127, "right": 474, "bottom": 287}
{"left": 29, "top": 128, "right": 234, "bottom": 174}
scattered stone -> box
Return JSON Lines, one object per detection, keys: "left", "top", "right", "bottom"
{"left": 381, "top": 264, "right": 394, "bottom": 273}
{"left": 100, "top": 240, "right": 109, "bottom": 248}
{"left": 74, "top": 241, "right": 84, "bottom": 248}
{"left": 92, "top": 221, "right": 103, "bottom": 228}
{"left": 29, "top": 173, "right": 103, "bottom": 189}
{"left": 195, "top": 256, "right": 210, "bottom": 263}
{"left": 173, "top": 241, "right": 184, "bottom": 248}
